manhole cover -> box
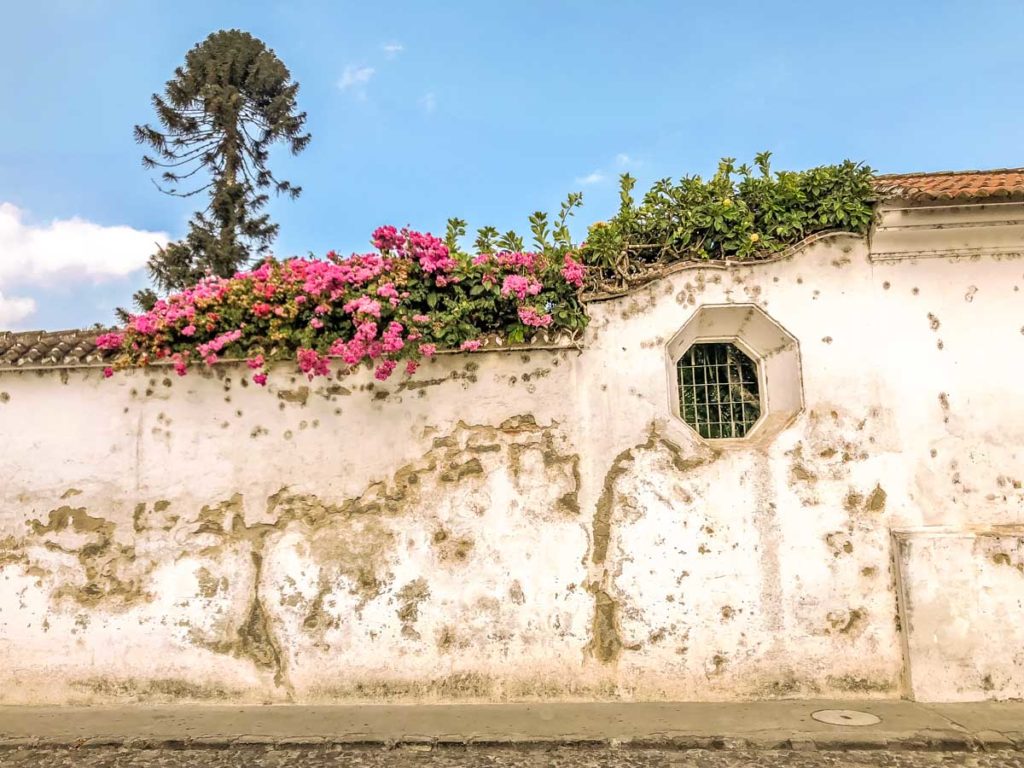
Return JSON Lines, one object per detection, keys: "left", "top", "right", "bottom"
{"left": 811, "top": 709, "right": 881, "bottom": 727}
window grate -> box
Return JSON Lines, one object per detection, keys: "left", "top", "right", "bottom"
{"left": 676, "top": 342, "right": 761, "bottom": 439}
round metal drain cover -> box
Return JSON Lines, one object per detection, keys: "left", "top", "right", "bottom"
{"left": 811, "top": 709, "right": 881, "bottom": 727}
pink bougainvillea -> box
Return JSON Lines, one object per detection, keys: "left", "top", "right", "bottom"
{"left": 99, "top": 226, "right": 587, "bottom": 386}
{"left": 561, "top": 254, "right": 586, "bottom": 288}
{"left": 517, "top": 306, "right": 553, "bottom": 328}
{"left": 500, "top": 274, "right": 543, "bottom": 300}
{"left": 296, "top": 347, "right": 330, "bottom": 379}
{"left": 95, "top": 332, "right": 124, "bottom": 350}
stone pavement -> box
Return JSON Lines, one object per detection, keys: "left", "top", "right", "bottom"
{"left": 0, "top": 700, "right": 1022, "bottom": 762}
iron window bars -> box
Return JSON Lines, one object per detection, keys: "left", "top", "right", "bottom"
{"left": 677, "top": 342, "right": 761, "bottom": 439}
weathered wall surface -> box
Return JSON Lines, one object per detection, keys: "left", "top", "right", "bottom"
{"left": 894, "top": 528, "right": 1024, "bottom": 702}
{"left": 2, "top": 221, "right": 1023, "bottom": 704}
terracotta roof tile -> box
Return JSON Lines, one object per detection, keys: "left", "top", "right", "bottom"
{"left": 0, "top": 327, "right": 579, "bottom": 371}
{"left": 874, "top": 168, "right": 1024, "bottom": 202}
{"left": 0, "top": 329, "right": 115, "bottom": 370}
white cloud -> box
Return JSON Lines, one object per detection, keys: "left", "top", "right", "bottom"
{"left": 337, "top": 65, "right": 376, "bottom": 93}
{"left": 575, "top": 171, "right": 605, "bottom": 185}
{"left": 420, "top": 92, "right": 437, "bottom": 113}
{"left": 0, "top": 291, "right": 35, "bottom": 326}
{"left": 382, "top": 42, "right": 404, "bottom": 57}
{"left": 0, "top": 202, "right": 168, "bottom": 327}
{"left": 615, "top": 153, "right": 633, "bottom": 166}
{"left": 0, "top": 203, "right": 167, "bottom": 285}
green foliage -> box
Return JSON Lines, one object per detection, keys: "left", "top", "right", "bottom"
{"left": 437, "top": 193, "right": 590, "bottom": 345}
{"left": 463, "top": 192, "right": 583, "bottom": 264}
{"left": 133, "top": 29, "right": 310, "bottom": 306}
{"left": 527, "top": 191, "right": 584, "bottom": 254}
{"left": 580, "top": 152, "right": 876, "bottom": 288}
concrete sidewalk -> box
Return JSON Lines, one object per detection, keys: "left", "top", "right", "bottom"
{"left": 1, "top": 700, "right": 1023, "bottom": 751}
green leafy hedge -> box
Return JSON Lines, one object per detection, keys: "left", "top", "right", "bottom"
{"left": 579, "top": 152, "right": 876, "bottom": 289}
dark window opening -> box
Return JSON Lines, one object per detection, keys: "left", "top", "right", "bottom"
{"left": 677, "top": 342, "right": 761, "bottom": 439}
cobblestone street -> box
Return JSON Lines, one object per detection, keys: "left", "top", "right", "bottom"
{"left": 1, "top": 748, "right": 1023, "bottom": 768}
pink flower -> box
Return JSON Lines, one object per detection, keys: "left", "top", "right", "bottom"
{"left": 408, "top": 231, "right": 456, "bottom": 274}
{"left": 102, "top": 367, "right": 114, "bottom": 378}
{"left": 95, "top": 332, "right": 124, "bottom": 350}
{"left": 342, "top": 296, "right": 382, "bottom": 318}
{"left": 376, "top": 282, "right": 399, "bottom": 300}
{"left": 374, "top": 359, "right": 397, "bottom": 380}
{"left": 381, "top": 321, "right": 405, "bottom": 353}
{"left": 355, "top": 321, "right": 378, "bottom": 341}
{"left": 372, "top": 225, "right": 403, "bottom": 252}
{"left": 253, "top": 373, "right": 268, "bottom": 386}
{"left": 295, "top": 295, "right": 308, "bottom": 305}
{"left": 181, "top": 324, "right": 196, "bottom": 337}
{"left": 497, "top": 251, "right": 538, "bottom": 270}
{"left": 412, "top": 314, "right": 430, "bottom": 323}
{"left": 405, "top": 360, "right": 418, "bottom": 375}
{"left": 333, "top": 339, "right": 366, "bottom": 365}
{"left": 246, "top": 355, "right": 265, "bottom": 370}
{"left": 310, "top": 318, "right": 324, "bottom": 329}
{"left": 296, "top": 347, "right": 330, "bottom": 379}
{"left": 252, "top": 302, "right": 273, "bottom": 318}
{"left": 561, "top": 253, "right": 586, "bottom": 288}
{"left": 501, "top": 274, "right": 543, "bottom": 300}
{"left": 518, "top": 306, "right": 553, "bottom": 328}
{"left": 196, "top": 329, "right": 242, "bottom": 358}
{"left": 347, "top": 347, "right": 367, "bottom": 366}
{"left": 471, "top": 254, "right": 491, "bottom": 266}
{"left": 460, "top": 339, "right": 482, "bottom": 352}
{"left": 130, "top": 314, "right": 159, "bottom": 335}
{"left": 418, "top": 343, "right": 437, "bottom": 357}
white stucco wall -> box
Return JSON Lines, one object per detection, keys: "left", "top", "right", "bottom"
{"left": 2, "top": 213, "right": 1023, "bottom": 704}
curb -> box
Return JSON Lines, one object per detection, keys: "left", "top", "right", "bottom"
{"left": 1, "top": 730, "right": 1022, "bottom": 752}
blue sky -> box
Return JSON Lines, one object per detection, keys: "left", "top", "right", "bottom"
{"left": 2, "top": 0, "right": 1023, "bottom": 330}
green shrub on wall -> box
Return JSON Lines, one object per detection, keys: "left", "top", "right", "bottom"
{"left": 580, "top": 152, "right": 876, "bottom": 289}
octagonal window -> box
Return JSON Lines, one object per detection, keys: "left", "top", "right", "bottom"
{"left": 677, "top": 342, "right": 761, "bottom": 439}
{"left": 665, "top": 304, "right": 802, "bottom": 444}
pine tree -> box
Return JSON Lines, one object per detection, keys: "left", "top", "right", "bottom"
{"left": 132, "top": 29, "right": 310, "bottom": 308}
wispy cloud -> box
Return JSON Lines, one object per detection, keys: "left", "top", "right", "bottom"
{"left": 419, "top": 92, "right": 437, "bottom": 113}
{"left": 575, "top": 152, "right": 640, "bottom": 187}
{"left": 575, "top": 171, "right": 605, "bottom": 186}
{"left": 337, "top": 65, "right": 376, "bottom": 95}
{"left": 382, "top": 42, "right": 404, "bottom": 57}
{"left": 0, "top": 202, "right": 168, "bottom": 328}
{"left": 0, "top": 291, "right": 35, "bottom": 326}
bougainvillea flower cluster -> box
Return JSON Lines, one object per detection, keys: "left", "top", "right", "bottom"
{"left": 99, "top": 227, "right": 588, "bottom": 386}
